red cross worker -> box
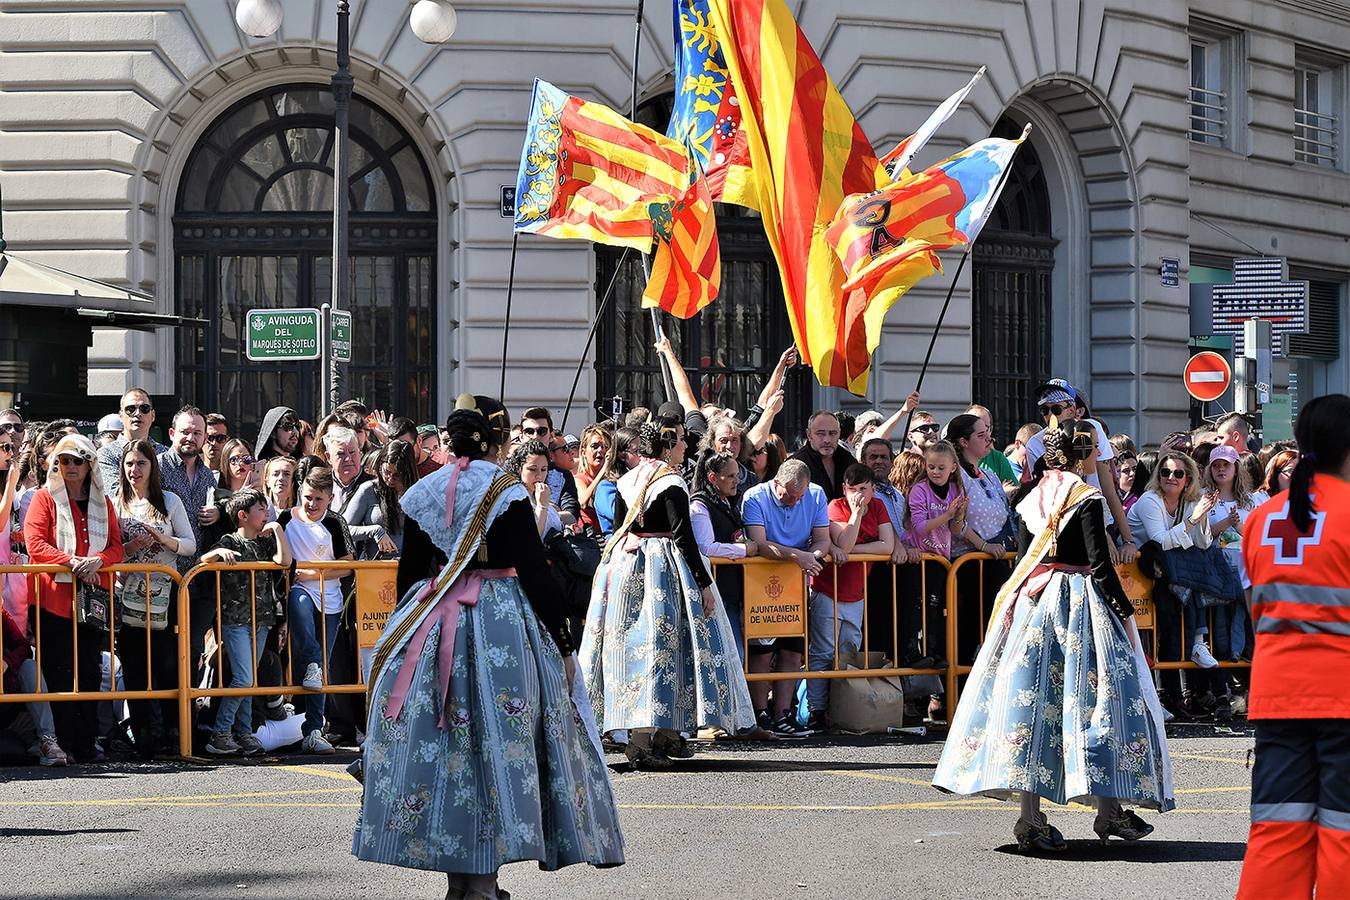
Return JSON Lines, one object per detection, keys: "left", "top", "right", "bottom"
{"left": 1237, "top": 394, "right": 1350, "bottom": 900}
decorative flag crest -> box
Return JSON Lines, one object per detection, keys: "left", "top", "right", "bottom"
{"left": 668, "top": 0, "right": 754, "bottom": 207}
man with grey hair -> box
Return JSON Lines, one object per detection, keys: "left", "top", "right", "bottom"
{"left": 741, "top": 458, "right": 839, "bottom": 737}
{"left": 791, "top": 410, "right": 856, "bottom": 500}
{"left": 322, "top": 425, "right": 369, "bottom": 516}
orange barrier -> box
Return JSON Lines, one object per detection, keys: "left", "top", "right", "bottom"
{"left": 708, "top": 554, "right": 952, "bottom": 687}
{"left": 943, "top": 552, "right": 1253, "bottom": 709}
{"left": 0, "top": 563, "right": 184, "bottom": 704}
{"left": 176, "top": 559, "right": 397, "bottom": 757}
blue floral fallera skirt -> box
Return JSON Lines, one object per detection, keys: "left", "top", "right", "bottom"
{"left": 354, "top": 574, "right": 625, "bottom": 875}
{"left": 581, "top": 537, "right": 751, "bottom": 735}
{"left": 933, "top": 571, "right": 1175, "bottom": 811}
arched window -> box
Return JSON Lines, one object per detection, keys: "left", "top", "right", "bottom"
{"left": 595, "top": 93, "right": 810, "bottom": 434}
{"left": 972, "top": 115, "right": 1057, "bottom": 444}
{"left": 174, "top": 84, "right": 437, "bottom": 435}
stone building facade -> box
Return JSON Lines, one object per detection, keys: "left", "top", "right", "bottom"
{"left": 0, "top": 0, "right": 1345, "bottom": 442}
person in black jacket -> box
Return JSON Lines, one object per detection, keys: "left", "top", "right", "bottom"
{"left": 355, "top": 401, "right": 623, "bottom": 898}
{"left": 933, "top": 422, "right": 1174, "bottom": 852}
{"left": 580, "top": 425, "right": 754, "bottom": 769}
{"left": 791, "top": 411, "right": 856, "bottom": 500}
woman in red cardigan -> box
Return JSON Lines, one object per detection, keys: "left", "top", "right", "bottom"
{"left": 23, "top": 433, "right": 123, "bottom": 762}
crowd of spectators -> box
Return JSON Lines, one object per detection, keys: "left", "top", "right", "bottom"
{"left": 0, "top": 350, "right": 1297, "bottom": 765}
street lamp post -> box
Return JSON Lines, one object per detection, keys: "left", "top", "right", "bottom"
{"left": 234, "top": 0, "right": 457, "bottom": 416}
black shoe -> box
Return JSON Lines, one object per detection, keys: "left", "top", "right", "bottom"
{"left": 1014, "top": 815, "right": 1067, "bottom": 852}
{"left": 805, "top": 711, "right": 828, "bottom": 733}
{"left": 769, "top": 715, "right": 813, "bottom": 738}
{"left": 1212, "top": 696, "right": 1233, "bottom": 722}
{"left": 1094, "top": 809, "right": 1155, "bottom": 843}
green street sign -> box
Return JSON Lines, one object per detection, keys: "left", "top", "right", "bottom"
{"left": 332, "top": 309, "right": 352, "bottom": 364}
{"left": 245, "top": 308, "right": 321, "bottom": 361}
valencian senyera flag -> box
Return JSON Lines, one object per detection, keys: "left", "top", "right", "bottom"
{"left": 705, "top": 0, "right": 889, "bottom": 394}
{"left": 513, "top": 79, "right": 720, "bottom": 317}
{"left": 642, "top": 170, "right": 721, "bottom": 318}
{"left": 826, "top": 126, "right": 1032, "bottom": 314}
{"left": 881, "top": 67, "right": 986, "bottom": 179}
{"left": 668, "top": 0, "right": 754, "bottom": 207}
{"left": 514, "top": 79, "right": 694, "bottom": 251}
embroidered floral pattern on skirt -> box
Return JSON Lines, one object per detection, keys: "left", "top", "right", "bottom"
{"left": 354, "top": 575, "right": 625, "bottom": 874}
{"left": 933, "top": 571, "right": 1175, "bottom": 811}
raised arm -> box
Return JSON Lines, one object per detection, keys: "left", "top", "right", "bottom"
{"left": 654, "top": 337, "right": 700, "bottom": 414}
{"left": 867, "top": 391, "right": 921, "bottom": 443}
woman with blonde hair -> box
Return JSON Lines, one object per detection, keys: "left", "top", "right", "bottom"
{"left": 574, "top": 422, "right": 614, "bottom": 536}
{"left": 1127, "top": 449, "right": 1228, "bottom": 719}
{"left": 261, "top": 455, "right": 297, "bottom": 519}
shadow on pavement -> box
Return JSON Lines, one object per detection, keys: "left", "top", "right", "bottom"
{"left": 993, "top": 839, "right": 1247, "bottom": 862}
{"left": 0, "top": 827, "right": 138, "bottom": 838}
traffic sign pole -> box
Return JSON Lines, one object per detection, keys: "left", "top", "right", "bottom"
{"left": 321, "top": 303, "right": 332, "bottom": 418}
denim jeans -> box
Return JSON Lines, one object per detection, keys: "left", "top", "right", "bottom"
{"left": 806, "top": 592, "right": 866, "bottom": 713}
{"left": 214, "top": 623, "right": 270, "bottom": 736}
{"left": 287, "top": 586, "right": 341, "bottom": 736}
{"left": 16, "top": 658, "right": 56, "bottom": 737}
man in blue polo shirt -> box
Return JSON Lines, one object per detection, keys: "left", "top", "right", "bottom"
{"left": 742, "top": 459, "right": 836, "bottom": 737}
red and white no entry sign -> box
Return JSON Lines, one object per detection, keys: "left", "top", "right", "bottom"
{"left": 1184, "top": 351, "right": 1232, "bottom": 402}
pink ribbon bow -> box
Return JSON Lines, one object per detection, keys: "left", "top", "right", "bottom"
{"left": 383, "top": 566, "right": 517, "bottom": 728}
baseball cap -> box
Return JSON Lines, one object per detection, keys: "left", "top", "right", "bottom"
{"left": 1208, "top": 445, "right": 1240, "bottom": 467}
{"left": 97, "top": 413, "right": 123, "bottom": 434}
{"left": 563, "top": 433, "right": 580, "bottom": 450}
{"left": 1034, "top": 378, "right": 1079, "bottom": 408}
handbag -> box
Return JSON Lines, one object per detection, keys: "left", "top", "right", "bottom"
{"left": 118, "top": 577, "right": 173, "bottom": 632}
{"left": 544, "top": 529, "right": 602, "bottom": 619}
{"left": 75, "top": 579, "right": 119, "bottom": 632}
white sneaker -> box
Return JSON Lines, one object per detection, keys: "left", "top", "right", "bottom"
{"left": 302, "top": 662, "right": 324, "bottom": 691}
{"left": 301, "top": 730, "right": 335, "bottom": 755}
{"left": 1191, "top": 642, "right": 1219, "bottom": 669}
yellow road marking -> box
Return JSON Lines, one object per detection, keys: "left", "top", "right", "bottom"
{"left": 824, "top": 770, "right": 940, "bottom": 788}
{"left": 275, "top": 764, "right": 360, "bottom": 781}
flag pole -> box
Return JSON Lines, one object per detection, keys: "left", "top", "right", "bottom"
{"left": 500, "top": 231, "right": 519, "bottom": 399}
{"left": 899, "top": 126, "right": 1029, "bottom": 444}
{"left": 630, "top": 0, "right": 677, "bottom": 403}
{"left": 561, "top": 248, "right": 633, "bottom": 434}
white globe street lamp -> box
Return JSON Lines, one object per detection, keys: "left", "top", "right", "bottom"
{"left": 231, "top": 0, "right": 456, "bottom": 413}
{"left": 234, "top": 0, "right": 284, "bottom": 38}
{"left": 409, "top": 0, "right": 458, "bottom": 44}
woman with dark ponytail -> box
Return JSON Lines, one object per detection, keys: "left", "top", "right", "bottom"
{"left": 935, "top": 420, "right": 1174, "bottom": 851}
{"left": 354, "top": 396, "right": 623, "bottom": 898}
{"left": 582, "top": 424, "right": 754, "bottom": 768}
{"left": 1237, "top": 393, "right": 1350, "bottom": 899}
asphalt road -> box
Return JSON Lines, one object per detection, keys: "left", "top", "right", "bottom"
{"left": 0, "top": 723, "right": 1253, "bottom": 899}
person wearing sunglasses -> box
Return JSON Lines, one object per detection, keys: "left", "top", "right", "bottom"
{"left": 253, "top": 405, "right": 301, "bottom": 463}
{"left": 96, "top": 388, "right": 167, "bottom": 501}
{"left": 519, "top": 406, "right": 580, "bottom": 528}
{"left": 1127, "top": 450, "right": 1228, "bottom": 719}
{"left": 0, "top": 407, "right": 22, "bottom": 437}
{"left": 23, "top": 434, "right": 125, "bottom": 763}
{"left": 905, "top": 411, "right": 942, "bottom": 455}
{"left": 1022, "top": 379, "right": 1138, "bottom": 564}
{"left": 203, "top": 413, "right": 230, "bottom": 473}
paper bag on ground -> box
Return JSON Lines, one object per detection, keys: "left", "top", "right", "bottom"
{"left": 828, "top": 651, "right": 905, "bottom": 733}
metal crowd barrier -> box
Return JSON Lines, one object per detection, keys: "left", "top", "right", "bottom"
{"left": 708, "top": 553, "right": 953, "bottom": 687}
{"left": 175, "top": 559, "right": 397, "bottom": 758}
{"left": 0, "top": 550, "right": 1254, "bottom": 759}
{"left": 0, "top": 563, "right": 184, "bottom": 705}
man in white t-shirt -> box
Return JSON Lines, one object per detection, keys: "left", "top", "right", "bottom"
{"left": 1023, "top": 379, "right": 1137, "bottom": 564}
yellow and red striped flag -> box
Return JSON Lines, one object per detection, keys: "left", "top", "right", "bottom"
{"left": 705, "top": 0, "right": 888, "bottom": 394}
{"left": 642, "top": 171, "right": 721, "bottom": 318}
{"left": 514, "top": 79, "right": 692, "bottom": 251}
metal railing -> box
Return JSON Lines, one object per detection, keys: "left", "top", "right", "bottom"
{"left": 1295, "top": 107, "right": 1338, "bottom": 165}
{"left": 0, "top": 563, "right": 184, "bottom": 704}
{"left": 1190, "top": 85, "right": 1227, "bottom": 145}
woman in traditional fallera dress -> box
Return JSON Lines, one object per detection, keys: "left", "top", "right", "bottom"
{"left": 581, "top": 424, "right": 754, "bottom": 769}
{"left": 354, "top": 398, "right": 623, "bottom": 900}
{"left": 933, "top": 422, "right": 1174, "bottom": 851}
